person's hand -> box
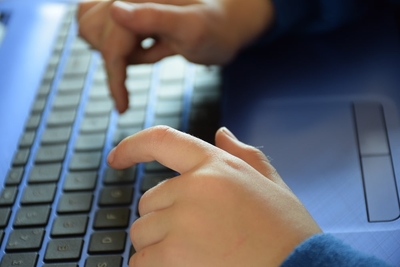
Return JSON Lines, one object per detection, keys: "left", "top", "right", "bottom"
{"left": 77, "top": 0, "right": 275, "bottom": 113}
{"left": 107, "top": 126, "right": 321, "bottom": 267}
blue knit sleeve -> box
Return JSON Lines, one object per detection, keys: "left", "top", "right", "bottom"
{"left": 281, "top": 234, "right": 391, "bottom": 267}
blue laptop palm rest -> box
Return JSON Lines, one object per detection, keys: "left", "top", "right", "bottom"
{"left": 222, "top": 8, "right": 400, "bottom": 265}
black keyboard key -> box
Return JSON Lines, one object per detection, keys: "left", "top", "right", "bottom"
{"left": 48, "top": 51, "right": 60, "bottom": 65}
{"left": 155, "top": 99, "right": 183, "bottom": 116}
{"left": 93, "top": 67, "right": 107, "bottom": 83}
{"left": 103, "top": 167, "right": 136, "bottom": 185}
{"left": 85, "top": 256, "right": 122, "bottom": 267}
{"left": 44, "top": 66, "right": 57, "bottom": 81}
{"left": 52, "top": 34, "right": 66, "bottom": 53}
{"left": 41, "top": 127, "right": 72, "bottom": 145}
{"left": 47, "top": 110, "right": 76, "bottom": 127}
{"left": 130, "top": 245, "right": 136, "bottom": 257}
{"left": 63, "top": 53, "right": 91, "bottom": 76}
{"left": 71, "top": 37, "right": 91, "bottom": 53}
{"left": 98, "top": 186, "right": 134, "bottom": 206}
{"left": 74, "top": 133, "right": 105, "bottom": 151}
{"left": 5, "top": 167, "right": 24, "bottom": 185}
{"left": 14, "top": 205, "right": 51, "bottom": 227}
{"left": 21, "top": 184, "right": 57, "bottom": 205}
{"left": 38, "top": 82, "right": 52, "bottom": 96}
{"left": 93, "top": 208, "right": 130, "bottom": 229}
{"left": 58, "top": 75, "right": 85, "bottom": 94}
{"left": 44, "top": 238, "right": 83, "bottom": 262}
{"left": 31, "top": 97, "right": 47, "bottom": 114}
{"left": 128, "top": 93, "right": 149, "bottom": 110}
{"left": 51, "top": 215, "right": 88, "bottom": 237}
{"left": 88, "top": 83, "right": 109, "bottom": 100}
{"left": 113, "top": 127, "right": 141, "bottom": 145}
{"left": 85, "top": 99, "right": 113, "bottom": 115}
{"left": 156, "top": 82, "right": 183, "bottom": 99}
{"left": 69, "top": 152, "right": 102, "bottom": 171}
{"left": 80, "top": 116, "right": 109, "bottom": 133}
{"left": 63, "top": 172, "right": 97, "bottom": 192}
{"left": 0, "top": 186, "right": 18, "bottom": 206}
{"left": 0, "top": 252, "right": 38, "bottom": 267}
{"left": 26, "top": 114, "right": 41, "bottom": 130}
{"left": 88, "top": 231, "right": 126, "bottom": 254}
{"left": 117, "top": 110, "right": 145, "bottom": 128}
{"left": 0, "top": 208, "right": 11, "bottom": 227}
{"left": 57, "top": 193, "right": 93, "bottom": 214}
{"left": 6, "top": 228, "right": 45, "bottom": 252}
{"left": 43, "top": 264, "right": 78, "bottom": 267}
{"left": 28, "top": 164, "right": 62, "bottom": 183}
{"left": 153, "top": 116, "right": 181, "bottom": 129}
{"left": 140, "top": 173, "right": 173, "bottom": 193}
{"left": 52, "top": 93, "right": 81, "bottom": 110}
{"left": 19, "top": 131, "right": 36, "bottom": 148}
{"left": 35, "top": 145, "right": 67, "bottom": 164}
{"left": 13, "top": 149, "right": 30, "bottom": 167}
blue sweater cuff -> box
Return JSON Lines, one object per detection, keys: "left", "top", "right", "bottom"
{"left": 281, "top": 234, "right": 390, "bottom": 267}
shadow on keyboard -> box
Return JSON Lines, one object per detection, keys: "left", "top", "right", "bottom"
{"left": 0, "top": 5, "right": 221, "bottom": 267}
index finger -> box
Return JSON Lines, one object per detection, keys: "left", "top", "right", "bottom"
{"left": 77, "top": 1, "right": 99, "bottom": 20}
{"left": 107, "top": 126, "right": 215, "bottom": 174}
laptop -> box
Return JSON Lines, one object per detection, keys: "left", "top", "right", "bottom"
{"left": 0, "top": 0, "right": 399, "bottom": 266}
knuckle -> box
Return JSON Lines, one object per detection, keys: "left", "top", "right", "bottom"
{"left": 137, "top": 192, "right": 150, "bottom": 216}
{"left": 245, "top": 145, "right": 269, "bottom": 162}
{"left": 149, "top": 124, "right": 174, "bottom": 134}
{"left": 137, "top": 178, "right": 171, "bottom": 216}
{"left": 185, "top": 18, "right": 208, "bottom": 51}
{"left": 147, "top": 125, "right": 177, "bottom": 145}
{"left": 185, "top": 168, "right": 229, "bottom": 196}
{"left": 129, "top": 219, "right": 141, "bottom": 249}
{"left": 134, "top": 4, "right": 160, "bottom": 31}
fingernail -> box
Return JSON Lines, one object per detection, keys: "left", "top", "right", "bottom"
{"left": 107, "top": 148, "right": 116, "bottom": 164}
{"left": 221, "top": 127, "right": 238, "bottom": 140}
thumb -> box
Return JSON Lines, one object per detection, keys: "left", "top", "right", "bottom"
{"left": 215, "top": 127, "right": 284, "bottom": 185}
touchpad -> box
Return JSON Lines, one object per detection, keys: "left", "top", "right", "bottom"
{"left": 237, "top": 100, "right": 399, "bottom": 231}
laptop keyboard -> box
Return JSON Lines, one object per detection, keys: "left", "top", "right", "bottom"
{"left": 0, "top": 6, "right": 221, "bottom": 267}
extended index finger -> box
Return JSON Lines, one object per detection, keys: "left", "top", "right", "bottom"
{"left": 107, "top": 126, "right": 214, "bottom": 174}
